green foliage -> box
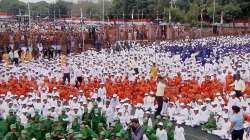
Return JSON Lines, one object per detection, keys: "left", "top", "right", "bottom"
{"left": 170, "top": 7, "right": 185, "bottom": 23}
{"left": 185, "top": 3, "right": 200, "bottom": 25}
{"left": 223, "top": 3, "right": 242, "bottom": 21}
{"left": 0, "top": 0, "right": 249, "bottom": 23}
{"left": 201, "top": 113, "right": 217, "bottom": 132}
{"left": 0, "top": 0, "right": 26, "bottom": 15}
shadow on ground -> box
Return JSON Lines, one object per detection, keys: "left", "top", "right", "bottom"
{"left": 184, "top": 126, "right": 222, "bottom": 140}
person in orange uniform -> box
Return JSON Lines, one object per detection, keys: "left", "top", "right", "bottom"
{"left": 225, "top": 72, "right": 234, "bottom": 93}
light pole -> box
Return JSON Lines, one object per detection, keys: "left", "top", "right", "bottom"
{"left": 102, "top": 0, "right": 105, "bottom": 22}
{"left": 28, "top": 0, "right": 31, "bottom": 28}
{"left": 53, "top": 0, "right": 56, "bottom": 22}
{"left": 81, "top": 8, "right": 85, "bottom": 51}
{"left": 213, "top": 0, "right": 215, "bottom": 24}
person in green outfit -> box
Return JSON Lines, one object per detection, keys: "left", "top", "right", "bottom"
{"left": 74, "top": 133, "right": 87, "bottom": 140}
{"left": 36, "top": 117, "right": 47, "bottom": 140}
{"left": 44, "top": 115, "right": 54, "bottom": 133}
{"left": 58, "top": 108, "right": 68, "bottom": 132}
{"left": 144, "top": 128, "right": 157, "bottom": 140}
{"left": 45, "top": 133, "right": 52, "bottom": 140}
{"left": 14, "top": 118, "right": 24, "bottom": 133}
{"left": 114, "top": 133, "right": 122, "bottom": 140}
{"left": 113, "top": 118, "right": 123, "bottom": 134}
{"left": 6, "top": 109, "right": 17, "bottom": 131}
{"left": 4, "top": 124, "right": 20, "bottom": 140}
{"left": 51, "top": 122, "right": 65, "bottom": 140}
{"left": 18, "top": 130, "right": 29, "bottom": 140}
{"left": 33, "top": 109, "right": 41, "bottom": 122}
{"left": 71, "top": 116, "right": 80, "bottom": 132}
{"left": 90, "top": 109, "right": 103, "bottom": 133}
{"left": 99, "top": 131, "right": 106, "bottom": 140}
{"left": 97, "top": 123, "right": 106, "bottom": 134}
{"left": 65, "top": 129, "right": 74, "bottom": 140}
{"left": 23, "top": 123, "right": 33, "bottom": 139}
{"left": 0, "top": 116, "right": 8, "bottom": 139}
{"left": 82, "top": 108, "right": 90, "bottom": 126}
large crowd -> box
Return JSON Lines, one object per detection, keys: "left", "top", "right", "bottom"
{"left": 0, "top": 33, "right": 250, "bottom": 140}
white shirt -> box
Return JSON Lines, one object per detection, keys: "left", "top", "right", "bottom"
{"left": 14, "top": 50, "right": 19, "bottom": 58}
{"left": 9, "top": 51, "right": 13, "bottom": 59}
{"left": 63, "top": 65, "right": 70, "bottom": 74}
{"left": 231, "top": 79, "right": 246, "bottom": 92}
{"left": 156, "top": 81, "right": 166, "bottom": 96}
{"left": 75, "top": 68, "right": 82, "bottom": 77}
{"left": 156, "top": 128, "right": 168, "bottom": 140}
{"left": 174, "top": 126, "right": 185, "bottom": 140}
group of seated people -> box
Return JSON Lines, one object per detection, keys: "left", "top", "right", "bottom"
{"left": 0, "top": 35, "right": 250, "bottom": 140}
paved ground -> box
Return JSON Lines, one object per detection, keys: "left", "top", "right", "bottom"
{"left": 184, "top": 126, "right": 221, "bottom": 140}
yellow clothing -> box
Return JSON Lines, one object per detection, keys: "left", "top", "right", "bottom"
{"left": 60, "top": 55, "right": 66, "bottom": 65}
{"left": 2, "top": 53, "right": 10, "bottom": 65}
{"left": 25, "top": 52, "right": 33, "bottom": 61}
{"left": 150, "top": 66, "right": 158, "bottom": 79}
{"left": 21, "top": 52, "right": 26, "bottom": 62}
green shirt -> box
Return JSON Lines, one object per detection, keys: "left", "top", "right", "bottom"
{"left": 3, "top": 132, "right": 20, "bottom": 140}
{"left": 0, "top": 119, "right": 8, "bottom": 139}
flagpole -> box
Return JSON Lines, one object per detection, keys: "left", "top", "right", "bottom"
{"left": 200, "top": 0, "right": 203, "bottom": 37}
{"left": 54, "top": 0, "right": 56, "bottom": 22}
{"left": 81, "top": 8, "right": 85, "bottom": 51}
{"left": 132, "top": 9, "right": 134, "bottom": 40}
{"left": 123, "top": 12, "right": 125, "bottom": 25}
{"left": 200, "top": 10, "right": 203, "bottom": 37}
{"left": 102, "top": 0, "right": 105, "bottom": 23}
{"left": 213, "top": 0, "right": 215, "bottom": 24}
{"left": 28, "top": 0, "right": 31, "bottom": 29}
{"left": 169, "top": 8, "right": 171, "bottom": 24}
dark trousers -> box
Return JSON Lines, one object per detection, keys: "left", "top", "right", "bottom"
{"left": 56, "top": 50, "right": 61, "bottom": 57}
{"left": 48, "top": 50, "right": 54, "bottom": 59}
{"left": 134, "top": 68, "right": 139, "bottom": 75}
{"left": 75, "top": 76, "right": 82, "bottom": 87}
{"left": 63, "top": 73, "right": 70, "bottom": 84}
{"left": 155, "top": 96, "right": 163, "bottom": 116}
{"left": 13, "top": 58, "right": 18, "bottom": 65}
{"left": 235, "top": 90, "right": 242, "bottom": 98}
{"left": 231, "top": 129, "right": 244, "bottom": 140}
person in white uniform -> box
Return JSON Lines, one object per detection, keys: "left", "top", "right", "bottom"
{"left": 156, "top": 122, "right": 168, "bottom": 140}
{"left": 174, "top": 124, "right": 185, "bottom": 140}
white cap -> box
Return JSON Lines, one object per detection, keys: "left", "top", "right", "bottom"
{"left": 79, "top": 90, "right": 83, "bottom": 93}
{"left": 230, "top": 91, "right": 236, "bottom": 96}
{"left": 205, "top": 98, "right": 211, "bottom": 101}
{"left": 115, "top": 105, "right": 121, "bottom": 109}
{"left": 193, "top": 107, "right": 199, "bottom": 110}
{"left": 158, "top": 122, "right": 163, "bottom": 126}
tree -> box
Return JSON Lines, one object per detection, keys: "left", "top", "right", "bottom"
{"left": 49, "top": 0, "right": 72, "bottom": 18}
{"left": 0, "top": 0, "right": 26, "bottom": 15}
{"left": 30, "top": 1, "right": 50, "bottom": 17}
{"left": 185, "top": 3, "right": 200, "bottom": 25}
{"left": 170, "top": 7, "right": 185, "bottom": 23}
{"left": 223, "top": 3, "right": 242, "bottom": 21}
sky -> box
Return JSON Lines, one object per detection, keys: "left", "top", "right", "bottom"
{"left": 19, "top": 0, "right": 78, "bottom": 3}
